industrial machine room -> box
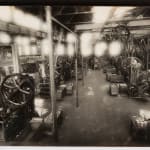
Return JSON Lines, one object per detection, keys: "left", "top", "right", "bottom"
{"left": 1, "top": 5, "right": 150, "bottom": 147}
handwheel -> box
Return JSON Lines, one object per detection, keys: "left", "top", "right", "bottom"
{"left": 1, "top": 73, "right": 34, "bottom": 106}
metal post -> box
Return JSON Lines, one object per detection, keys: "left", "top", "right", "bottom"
{"left": 78, "top": 33, "right": 84, "bottom": 86}
{"left": 75, "top": 38, "right": 79, "bottom": 107}
{"left": 39, "top": 40, "right": 46, "bottom": 78}
{"left": 85, "top": 58, "right": 88, "bottom": 75}
{"left": 13, "top": 44, "right": 20, "bottom": 73}
{"left": 46, "top": 6, "right": 57, "bottom": 140}
{"left": 11, "top": 37, "right": 20, "bottom": 73}
{"left": 81, "top": 55, "right": 84, "bottom": 86}
{"left": 10, "top": 7, "right": 20, "bottom": 73}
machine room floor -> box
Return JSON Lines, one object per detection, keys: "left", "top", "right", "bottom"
{"left": 5, "top": 69, "right": 150, "bottom": 146}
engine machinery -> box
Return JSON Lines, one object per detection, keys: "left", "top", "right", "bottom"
{"left": 102, "top": 25, "right": 150, "bottom": 140}
{"left": 0, "top": 73, "right": 35, "bottom": 141}
{"left": 130, "top": 109, "right": 150, "bottom": 140}
{"left": 39, "top": 56, "right": 75, "bottom": 100}
{"left": 103, "top": 25, "right": 150, "bottom": 99}
{"left": 0, "top": 73, "right": 64, "bottom": 142}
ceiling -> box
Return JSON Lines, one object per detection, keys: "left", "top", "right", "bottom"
{"left": 52, "top": 6, "right": 150, "bottom": 29}
{"left": 17, "top": 6, "right": 150, "bottom": 32}
{"left": 52, "top": 6, "right": 92, "bottom": 27}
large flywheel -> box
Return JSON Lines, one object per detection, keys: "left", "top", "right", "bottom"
{"left": 1, "top": 73, "right": 34, "bottom": 106}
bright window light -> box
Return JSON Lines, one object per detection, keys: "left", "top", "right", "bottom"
{"left": 15, "top": 36, "right": 23, "bottom": 56}
{"left": 22, "top": 37, "right": 29, "bottom": 44}
{"left": 22, "top": 37, "right": 30, "bottom": 55}
{"left": 67, "top": 33, "right": 76, "bottom": 43}
{"left": 15, "top": 36, "right": 32, "bottom": 56}
{"left": 31, "top": 46, "right": 37, "bottom": 55}
{"left": 67, "top": 44, "right": 75, "bottom": 57}
{"left": 94, "top": 41, "right": 107, "bottom": 57}
{"left": 41, "top": 23, "right": 48, "bottom": 32}
{"left": 0, "top": 32, "right": 11, "bottom": 44}
{"left": 80, "top": 32, "right": 93, "bottom": 57}
{"left": 92, "top": 7, "right": 113, "bottom": 23}
{"left": 25, "top": 14, "right": 41, "bottom": 30}
{"left": 15, "top": 36, "right": 22, "bottom": 44}
{"left": 13, "top": 8, "right": 25, "bottom": 26}
{"left": 55, "top": 43, "right": 65, "bottom": 56}
{"left": 41, "top": 39, "right": 49, "bottom": 55}
{"left": 18, "top": 45, "right": 23, "bottom": 56}
{"left": 0, "top": 6, "right": 12, "bottom": 22}
{"left": 24, "top": 45, "right": 30, "bottom": 55}
{"left": 13, "top": 7, "right": 41, "bottom": 30}
{"left": 109, "top": 41, "right": 123, "bottom": 56}
{"left": 112, "top": 7, "right": 135, "bottom": 19}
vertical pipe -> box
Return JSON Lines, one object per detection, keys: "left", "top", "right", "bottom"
{"left": 85, "top": 58, "right": 88, "bottom": 75}
{"left": 14, "top": 44, "right": 20, "bottom": 73}
{"left": 39, "top": 12, "right": 46, "bottom": 78}
{"left": 41, "top": 42, "right": 46, "bottom": 78}
{"left": 75, "top": 38, "right": 79, "bottom": 107}
{"left": 45, "top": 6, "right": 57, "bottom": 140}
{"left": 81, "top": 55, "right": 84, "bottom": 86}
{"left": 78, "top": 33, "right": 84, "bottom": 86}
{"left": 11, "top": 7, "right": 20, "bottom": 73}
{"left": 39, "top": 40, "right": 46, "bottom": 78}
{"left": 11, "top": 37, "right": 20, "bottom": 73}
{"left": 12, "top": 44, "right": 17, "bottom": 73}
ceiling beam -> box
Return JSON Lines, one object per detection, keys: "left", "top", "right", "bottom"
{"left": 75, "top": 24, "right": 150, "bottom": 33}
{"left": 54, "top": 11, "right": 92, "bottom": 16}
{"left": 108, "top": 17, "right": 150, "bottom": 24}
{"left": 75, "top": 17, "right": 150, "bottom": 31}
{"left": 66, "top": 17, "right": 150, "bottom": 26}
{"left": 52, "top": 16, "right": 76, "bottom": 34}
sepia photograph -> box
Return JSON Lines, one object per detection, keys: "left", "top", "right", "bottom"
{"left": 0, "top": 5, "right": 150, "bottom": 148}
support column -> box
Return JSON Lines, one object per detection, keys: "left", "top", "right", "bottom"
{"left": 78, "top": 33, "right": 84, "bottom": 86}
{"left": 75, "top": 37, "right": 79, "bottom": 107}
{"left": 39, "top": 40, "right": 46, "bottom": 78}
{"left": 11, "top": 36, "right": 20, "bottom": 73}
{"left": 81, "top": 55, "right": 84, "bottom": 86}
{"left": 10, "top": 6, "right": 20, "bottom": 73}
{"left": 84, "top": 58, "right": 87, "bottom": 75}
{"left": 46, "top": 6, "right": 57, "bottom": 140}
{"left": 41, "top": 56, "right": 46, "bottom": 78}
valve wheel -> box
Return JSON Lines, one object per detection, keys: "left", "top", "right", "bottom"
{"left": 1, "top": 73, "right": 34, "bottom": 106}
